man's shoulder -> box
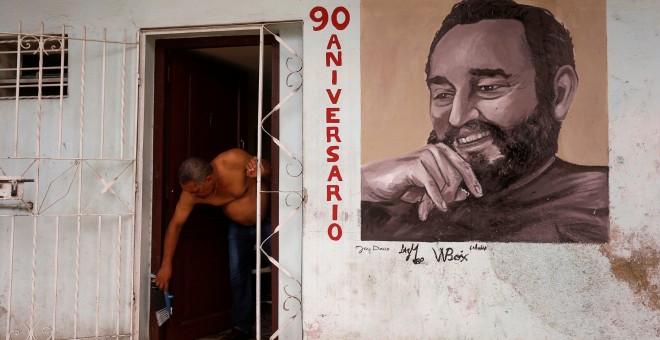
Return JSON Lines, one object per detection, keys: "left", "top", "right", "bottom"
{"left": 213, "top": 148, "right": 250, "bottom": 170}
{"left": 541, "top": 158, "right": 608, "bottom": 193}
{"left": 215, "top": 148, "right": 248, "bottom": 161}
{"left": 552, "top": 158, "right": 608, "bottom": 175}
{"left": 511, "top": 157, "right": 608, "bottom": 209}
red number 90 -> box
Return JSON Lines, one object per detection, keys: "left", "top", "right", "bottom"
{"left": 310, "top": 6, "right": 351, "bottom": 31}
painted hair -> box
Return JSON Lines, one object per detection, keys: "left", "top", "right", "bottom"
{"left": 425, "top": 0, "right": 576, "bottom": 111}
{"left": 178, "top": 157, "right": 212, "bottom": 185}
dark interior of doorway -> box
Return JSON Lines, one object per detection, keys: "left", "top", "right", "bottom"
{"left": 150, "top": 34, "right": 280, "bottom": 340}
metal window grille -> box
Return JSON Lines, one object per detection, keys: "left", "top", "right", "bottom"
{"left": 0, "top": 31, "right": 68, "bottom": 99}
{"left": 1, "top": 21, "right": 139, "bottom": 340}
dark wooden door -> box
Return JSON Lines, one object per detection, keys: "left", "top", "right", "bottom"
{"left": 151, "top": 35, "right": 279, "bottom": 340}
{"left": 154, "top": 48, "right": 247, "bottom": 340}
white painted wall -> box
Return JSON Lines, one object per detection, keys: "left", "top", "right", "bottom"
{"left": 0, "top": 0, "right": 658, "bottom": 339}
{"left": 300, "top": 0, "right": 660, "bottom": 339}
{"left": 0, "top": 0, "right": 319, "bottom": 338}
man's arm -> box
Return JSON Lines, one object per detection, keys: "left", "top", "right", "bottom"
{"left": 154, "top": 194, "right": 194, "bottom": 292}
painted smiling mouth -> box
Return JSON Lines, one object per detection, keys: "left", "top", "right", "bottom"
{"left": 456, "top": 131, "right": 492, "bottom": 145}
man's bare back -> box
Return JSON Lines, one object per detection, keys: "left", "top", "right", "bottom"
{"left": 155, "top": 148, "right": 270, "bottom": 291}
{"left": 181, "top": 148, "right": 270, "bottom": 225}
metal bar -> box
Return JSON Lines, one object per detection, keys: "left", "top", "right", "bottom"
{"left": 100, "top": 29, "right": 108, "bottom": 158}
{"left": 255, "top": 25, "right": 265, "bottom": 340}
{"left": 74, "top": 177, "right": 82, "bottom": 338}
{"left": 79, "top": 26, "right": 86, "bottom": 159}
{"left": 0, "top": 49, "right": 69, "bottom": 54}
{"left": 0, "top": 82, "right": 70, "bottom": 89}
{"left": 140, "top": 24, "right": 267, "bottom": 37}
{"left": 0, "top": 156, "right": 136, "bottom": 161}
{"left": 29, "top": 218, "right": 37, "bottom": 332}
{"left": 1, "top": 95, "right": 66, "bottom": 100}
{"left": 51, "top": 216, "right": 60, "bottom": 338}
{"left": 5, "top": 217, "right": 15, "bottom": 339}
{"left": 56, "top": 334, "right": 132, "bottom": 340}
{"left": 120, "top": 30, "right": 127, "bottom": 159}
{"left": 0, "top": 47, "right": 69, "bottom": 53}
{"left": 0, "top": 31, "right": 138, "bottom": 45}
{"left": 132, "top": 30, "right": 139, "bottom": 152}
{"left": 0, "top": 212, "right": 135, "bottom": 217}
{"left": 95, "top": 216, "right": 102, "bottom": 338}
{"left": 0, "top": 66, "right": 67, "bottom": 72}
{"left": 74, "top": 26, "right": 86, "bottom": 335}
{"left": 13, "top": 21, "right": 22, "bottom": 157}
{"left": 115, "top": 216, "right": 122, "bottom": 336}
{"left": 100, "top": 29, "right": 107, "bottom": 158}
{"left": 138, "top": 21, "right": 303, "bottom": 38}
{"left": 36, "top": 23, "right": 43, "bottom": 214}
{"left": 59, "top": 25, "right": 66, "bottom": 158}
{"left": 37, "top": 23, "right": 44, "bottom": 157}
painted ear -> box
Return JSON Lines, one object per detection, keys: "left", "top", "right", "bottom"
{"left": 552, "top": 65, "right": 578, "bottom": 121}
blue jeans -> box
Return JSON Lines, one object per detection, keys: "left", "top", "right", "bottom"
{"left": 227, "top": 217, "right": 271, "bottom": 333}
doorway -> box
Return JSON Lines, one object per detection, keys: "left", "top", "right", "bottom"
{"left": 149, "top": 34, "right": 279, "bottom": 340}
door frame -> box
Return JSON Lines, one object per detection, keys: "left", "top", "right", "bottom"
{"left": 136, "top": 24, "right": 282, "bottom": 340}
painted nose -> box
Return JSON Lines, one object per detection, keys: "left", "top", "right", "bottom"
{"left": 448, "top": 91, "right": 478, "bottom": 127}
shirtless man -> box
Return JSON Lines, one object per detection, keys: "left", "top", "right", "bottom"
{"left": 155, "top": 148, "right": 270, "bottom": 339}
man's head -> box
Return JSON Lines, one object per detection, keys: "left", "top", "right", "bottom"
{"left": 178, "top": 157, "right": 215, "bottom": 198}
{"left": 425, "top": 0, "right": 578, "bottom": 192}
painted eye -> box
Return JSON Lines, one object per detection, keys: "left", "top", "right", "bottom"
{"left": 434, "top": 92, "right": 454, "bottom": 100}
{"left": 478, "top": 84, "right": 503, "bottom": 91}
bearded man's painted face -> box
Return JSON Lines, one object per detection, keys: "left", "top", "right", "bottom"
{"left": 426, "top": 19, "right": 559, "bottom": 191}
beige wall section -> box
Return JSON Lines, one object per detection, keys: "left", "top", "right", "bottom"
{"left": 361, "top": 0, "right": 608, "bottom": 166}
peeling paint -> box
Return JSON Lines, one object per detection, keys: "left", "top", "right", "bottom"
{"left": 601, "top": 229, "right": 660, "bottom": 311}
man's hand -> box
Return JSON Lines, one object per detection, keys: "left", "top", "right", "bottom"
{"left": 246, "top": 156, "right": 260, "bottom": 178}
{"left": 361, "top": 143, "right": 482, "bottom": 220}
{"left": 245, "top": 156, "right": 259, "bottom": 177}
{"left": 155, "top": 264, "right": 172, "bottom": 292}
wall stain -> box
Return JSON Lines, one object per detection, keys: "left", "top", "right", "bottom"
{"left": 304, "top": 320, "right": 324, "bottom": 340}
{"left": 600, "top": 228, "right": 660, "bottom": 311}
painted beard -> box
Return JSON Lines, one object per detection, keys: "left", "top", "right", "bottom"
{"left": 428, "top": 105, "right": 560, "bottom": 193}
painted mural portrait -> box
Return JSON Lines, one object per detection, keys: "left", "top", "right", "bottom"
{"left": 361, "top": 0, "right": 609, "bottom": 242}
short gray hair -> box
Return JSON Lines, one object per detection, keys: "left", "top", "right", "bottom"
{"left": 178, "top": 157, "right": 212, "bottom": 185}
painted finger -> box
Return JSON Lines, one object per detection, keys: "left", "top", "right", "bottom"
{"left": 435, "top": 143, "right": 482, "bottom": 197}
{"left": 413, "top": 149, "right": 449, "bottom": 211}
{"left": 418, "top": 193, "right": 442, "bottom": 221}
{"left": 425, "top": 144, "right": 467, "bottom": 203}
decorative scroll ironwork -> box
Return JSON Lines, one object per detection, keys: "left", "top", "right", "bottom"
{"left": 259, "top": 25, "right": 304, "bottom": 340}
{"left": 18, "top": 34, "right": 65, "bottom": 56}
{"left": 8, "top": 324, "right": 53, "bottom": 340}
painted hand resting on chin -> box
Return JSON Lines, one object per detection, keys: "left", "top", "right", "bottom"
{"left": 361, "top": 143, "right": 483, "bottom": 221}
